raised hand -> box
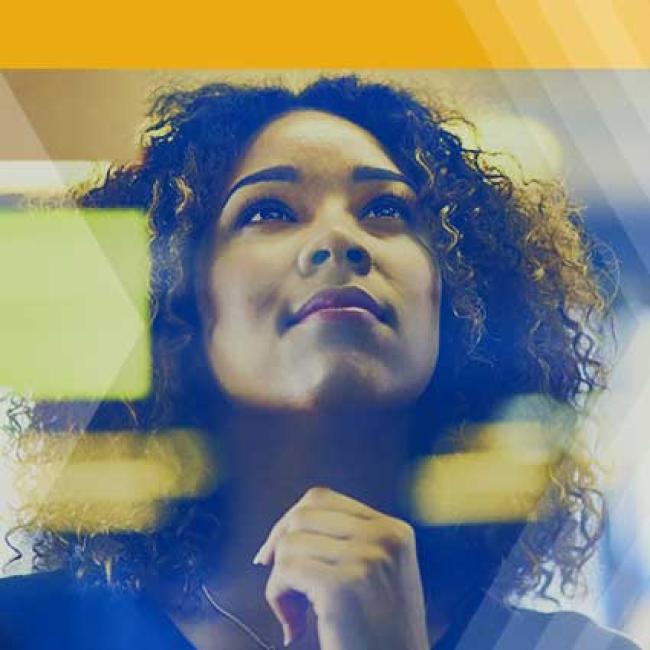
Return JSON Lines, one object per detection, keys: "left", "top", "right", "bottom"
{"left": 252, "top": 486, "right": 430, "bottom": 649}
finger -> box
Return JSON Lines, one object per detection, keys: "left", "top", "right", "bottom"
{"left": 299, "top": 486, "right": 385, "bottom": 519}
{"left": 285, "top": 507, "right": 370, "bottom": 540}
{"left": 254, "top": 507, "right": 363, "bottom": 566}
{"left": 254, "top": 487, "right": 379, "bottom": 564}
{"left": 274, "top": 529, "right": 351, "bottom": 566}
{"left": 264, "top": 554, "right": 339, "bottom": 646}
{"left": 275, "top": 590, "right": 309, "bottom": 646}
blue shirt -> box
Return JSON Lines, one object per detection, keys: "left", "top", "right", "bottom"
{"left": 0, "top": 571, "right": 642, "bottom": 649}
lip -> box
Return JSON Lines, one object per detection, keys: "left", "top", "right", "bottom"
{"left": 289, "top": 286, "right": 388, "bottom": 327}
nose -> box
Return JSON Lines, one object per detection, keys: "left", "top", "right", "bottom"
{"left": 297, "top": 227, "right": 372, "bottom": 277}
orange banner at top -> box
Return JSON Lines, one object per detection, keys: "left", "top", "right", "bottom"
{"left": 2, "top": 0, "right": 649, "bottom": 68}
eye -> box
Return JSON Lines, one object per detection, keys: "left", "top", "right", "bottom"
{"left": 237, "top": 198, "right": 296, "bottom": 228}
{"left": 361, "top": 195, "right": 413, "bottom": 222}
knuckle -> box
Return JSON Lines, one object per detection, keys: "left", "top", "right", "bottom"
{"left": 355, "top": 546, "right": 392, "bottom": 575}
{"left": 304, "top": 485, "right": 329, "bottom": 502}
{"left": 274, "top": 531, "right": 298, "bottom": 564}
{"left": 347, "top": 561, "right": 371, "bottom": 585}
{"left": 279, "top": 554, "right": 299, "bottom": 575}
{"left": 383, "top": 519, "right": 415, "bottom": 555}
{"left": 369, "top": 546, "right": 392, "bottom": 568}
{"left": 394, "top": 519, "right": 415, "bottom": 544}
{"left": 288, "top": 506, "right": 311, "bottom": 530}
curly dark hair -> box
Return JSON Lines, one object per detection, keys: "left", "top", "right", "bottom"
{"left": 9, "top": 75, "right": 615, "bottom": 619}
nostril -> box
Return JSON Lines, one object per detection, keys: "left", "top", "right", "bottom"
{"left": 311, "top": 250, "right": 330, "bottom": 265}
{"left": 346, "top": 248, "right": 366, "bottom": 264}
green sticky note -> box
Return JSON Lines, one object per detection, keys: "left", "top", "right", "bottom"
{"left": 0, "top": 208, "right": 151, "bottom": 400}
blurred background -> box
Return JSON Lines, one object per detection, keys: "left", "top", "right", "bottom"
{"left": 0, "top": 70, "right": 648, "bottom": 644}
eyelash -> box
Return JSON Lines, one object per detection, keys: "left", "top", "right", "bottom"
{"left": 236, "top": 198, "right": 296, "bottom": 227}
{"left": 361, "top": 195, "right": 413, "bottom": 222}
{"left": 236, "top": 193, "right": 413, "bottom": 228}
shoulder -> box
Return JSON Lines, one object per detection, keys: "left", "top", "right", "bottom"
{"left": 0, "top": 571, "right": 105, "bottom": 648}
{"left": 0, "top": 570, "right": 81, "bottom": 612}
{"left": 0, "top": 569, "right": 73, "bottom": 593}
{"left": 0, "top": 571, "right": 191, "bottom": 649}
{"left": 508, "top": 607, "right": 642, "bottom": 650}
{"left": 445, "top": 598, "right": 643, "bottom": 650}
{"left": 0, "top": 569, "right": 117, "bottom": 610}
{"left": 488, "top": 606, "right": 642, "bottom": 650}
{"left": 0, "top": 571, "right": 137, "bottom": 649}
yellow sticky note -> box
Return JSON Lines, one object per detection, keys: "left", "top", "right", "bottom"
{"left": 0, "top": 207, "right": 151, "bottom": 400}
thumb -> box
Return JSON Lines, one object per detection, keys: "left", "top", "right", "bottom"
{"left": 268, "top": 588, "right": 309, "bottom": 646}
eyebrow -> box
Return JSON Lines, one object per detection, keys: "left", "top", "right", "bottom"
{"left": 222, "top": 164, "right": 417, "bottom": 207}
{"left": 352, "top": 166, "right": 416, "bottom": 192}
{"left": 222, "top": 166, "right": 298, "bottom": 206}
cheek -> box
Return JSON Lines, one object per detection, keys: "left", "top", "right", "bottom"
{"left": 210, "top": 229, "right": 299, "bottom": 309}
{"left": 203, "top": 249, "right": 286, "bottom": 379}
{"left": 207, "top": 249, "right": 280, "bottom": 327}
{"left": 398, "top": 245, "right": 440, "bottom": 322}
{"left": 397, "top": 247, "right": 441, "bottom": 367}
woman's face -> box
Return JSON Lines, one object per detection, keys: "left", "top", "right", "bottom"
{"left": 203, "top": 110, "right": 440, "bottom": 412}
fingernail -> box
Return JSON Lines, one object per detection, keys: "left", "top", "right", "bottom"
{"left": 282, "top": 624, "right": 291, "bottom": 646}
{"left": 252, "top": 545, "right": 265, "bottom": 565}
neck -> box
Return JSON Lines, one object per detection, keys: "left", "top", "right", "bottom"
{"left": 206, "top": 404, "right": 415, "bottom": 590}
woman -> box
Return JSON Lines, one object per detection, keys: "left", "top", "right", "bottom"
{"left": 0, "top": 75, "right": 640, "bottom": 649}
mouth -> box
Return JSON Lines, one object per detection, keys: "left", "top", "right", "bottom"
{"left": 287, "top": 286, "right": 389, "bottom": 328}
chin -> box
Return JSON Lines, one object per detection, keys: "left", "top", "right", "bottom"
{"left": 289, "top": 357, "right": 409, "bottom": 413}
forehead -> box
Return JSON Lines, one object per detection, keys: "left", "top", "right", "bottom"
{"left": 233, "top": 109, "right": 401, "bottom": 175}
